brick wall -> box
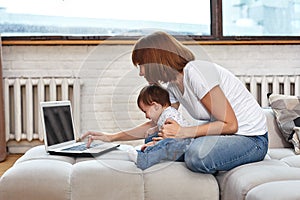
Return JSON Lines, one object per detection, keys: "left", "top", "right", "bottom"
{"left": 2, "top": 44, "right": 300, "bottom": 139}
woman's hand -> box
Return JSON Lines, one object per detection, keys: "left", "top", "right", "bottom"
{"left": 81, "top": 131, "right": 113, "bottom": 148}
{"left": 159, "top": 118, "right": 183, "bottom": 138}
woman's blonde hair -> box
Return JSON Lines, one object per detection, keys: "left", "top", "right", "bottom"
{"left": 132, "top": 31, "right": 195, "bottom": 83}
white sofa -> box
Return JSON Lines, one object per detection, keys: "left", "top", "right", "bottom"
{"left": 1, "top": 108, "right": 300, "bottom": 200}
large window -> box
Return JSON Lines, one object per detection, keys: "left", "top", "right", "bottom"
{"left": 0, "top": 0, "right": 210, "bottom": 36}
{"left": 0, "top": 0, "right": 300, "bottom": 41}
{"left": 223, "top": 0, "right": 300, "bottom": 36}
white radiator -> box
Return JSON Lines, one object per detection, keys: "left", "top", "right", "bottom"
{"left": 4, "top": 77, "right": 81, "bottom": 142}
{"left": 237, "top": 75, "right": 300, "bottom": 107}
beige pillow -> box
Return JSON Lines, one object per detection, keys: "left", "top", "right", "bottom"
{"left": 269, "top": 94, "right": 300, "bottom": 154}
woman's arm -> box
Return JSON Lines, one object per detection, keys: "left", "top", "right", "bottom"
{"left": 171, "top": 102, "right": 180, "bottom": 110}
{"left": 160, "top": 86, "right": 238, "bottom": 138}
{"left": 112, "top": 121, "right": 156, "bottom": 141}
{"left": 82, "top": 121, "right": 156, "bottom": 147}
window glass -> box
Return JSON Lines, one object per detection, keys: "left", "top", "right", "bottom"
{"left": 223, "top": 0, "right": 300, "bottom": 36}
{"left": 0, "top": 0, "right": 211, "bottom": 36}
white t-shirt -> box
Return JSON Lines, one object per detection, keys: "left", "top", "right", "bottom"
{"left": 157, "top": 106, "right": 189, "bottom": 130}
{"left": 167, "top": 60, "right": 267, "bottom": 136}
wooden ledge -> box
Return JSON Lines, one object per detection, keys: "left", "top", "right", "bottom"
{"left": 2, "top": 39, "right": 300, "bottom": 46}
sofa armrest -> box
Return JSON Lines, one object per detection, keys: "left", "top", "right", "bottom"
{"left": 263, "top": 108, "right": 292, "bottom": 148}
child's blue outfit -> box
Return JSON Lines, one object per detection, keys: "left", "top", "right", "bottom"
{"left": 136, "top": 106, "right": 192, "bottom": 170}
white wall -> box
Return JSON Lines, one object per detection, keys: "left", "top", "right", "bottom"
{"left": 2, "top": 44, "right": 300, "bottom": 140}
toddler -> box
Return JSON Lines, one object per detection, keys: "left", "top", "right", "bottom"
{"left": 128, "top": 84, "right": 192, "bottom": 170}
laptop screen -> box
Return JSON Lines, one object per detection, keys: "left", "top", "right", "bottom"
{"left": 42, "top": 104, "right": 75, "bottom": 146}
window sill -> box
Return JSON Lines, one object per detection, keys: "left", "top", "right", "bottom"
{"left": 2, "top": 36, "right": 300, "bottom": 45}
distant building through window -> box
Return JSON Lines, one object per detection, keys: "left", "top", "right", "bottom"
{"left": 223, "top": 0, "right": 300, "bottom": 36}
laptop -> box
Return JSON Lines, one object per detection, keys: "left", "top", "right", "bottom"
{"left": 40, "top": 100, "right": 119, "bottom": 157}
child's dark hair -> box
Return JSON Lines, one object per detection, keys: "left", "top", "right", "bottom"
{"left": 137, "top": 84, "right": 171, "bottom": 109}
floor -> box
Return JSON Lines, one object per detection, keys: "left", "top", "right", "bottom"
{"left": 0, "top": 154, "right": 22, "bottom": 177}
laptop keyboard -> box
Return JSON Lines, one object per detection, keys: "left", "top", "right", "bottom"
{"left": 62, "top": 143, "right": 100, "bottom": 151}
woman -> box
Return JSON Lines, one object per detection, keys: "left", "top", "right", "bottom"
{"left": 82, "top": 31, "right": 268, "bottom": 174}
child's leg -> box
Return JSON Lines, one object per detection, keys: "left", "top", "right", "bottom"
{"left": 136, "top": 138, "right": 191, "bottom": 170}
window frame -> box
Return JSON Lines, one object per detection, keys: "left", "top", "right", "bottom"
{"left": 2, "top": 0, "right": 300, "bottom": 45}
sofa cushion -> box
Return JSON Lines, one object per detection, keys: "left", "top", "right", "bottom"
{"left": 143, "top": 162, "right": 219, "bottom": 200}
{"left": 216, "top": 160, "right": 300, "bottom": 200}
{"left": 0, "top": 145, "right": 219, "bottom": 200}
{"left": 246, "top": 180, "right": 300, "bottom": 200}
{"left": 71, "top": 160, "right": 144, "bottom": 200}
{"left": 269, "top": 94, "right": 300, "bottom": 153}
{"left": 0, "top": 160, "right": 72, "bottom": 200}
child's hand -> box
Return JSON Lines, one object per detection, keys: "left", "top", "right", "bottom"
{"left": 152, "top": 136, "right": 163, "bottom": 142}
{"left": 141, "top": 141, "right": 156, "bottom": 151}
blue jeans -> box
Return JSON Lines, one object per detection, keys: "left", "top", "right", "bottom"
{"left": 136, "top": 138, "right": 192, "bottom": 170}
{"left": 184, "top": 132, "right": 268, "bottom": 174}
